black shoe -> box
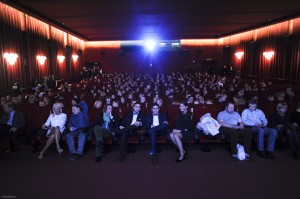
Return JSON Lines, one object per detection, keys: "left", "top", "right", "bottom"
{"left": 74, "top": 154, "right": 82, "bottom": 161}
{"left": 95, "top": 156, "right": 102, "bottom": 162}
{"left": 151, "top": 155, "right": 159, "bottom": 165}
{"left": 157, "top": 148, "right": 162, "bottom": 154}
{"left": 245, "top": 154, "right": 251, "bottom": 161}
{"left": 232, "top": 154, "right": 239, "bottom": 161}
{"left": 175, "top": 154, "right": 185, "bottom": 162}
{"left": 69, "top": 153, "right": 76, "bottom": 161}
{"left": 118, "top": 149, "right": 126, "bottom": 163}
{"left": 257, "top": 151, "right": 268, "bottom": 159}
{"left": 266, "top": 151, "right": 275, "bottom": 159}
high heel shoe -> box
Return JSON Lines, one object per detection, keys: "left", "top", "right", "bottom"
{"left": 38, "top": 152, "right": 44, "bottom": 160}
{"left": 57, "top": 148, "right": 64, "bottom": 155}
{"left": 175, "top": 154, "right": 185, "bottom": 162}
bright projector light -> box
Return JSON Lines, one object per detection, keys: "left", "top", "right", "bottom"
{"left": 145, "top": 40, "right": 156, "bottom": 51}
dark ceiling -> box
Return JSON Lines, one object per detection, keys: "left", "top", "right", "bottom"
{"left": 3, "top": 0, "right": 300, "bottom": 41}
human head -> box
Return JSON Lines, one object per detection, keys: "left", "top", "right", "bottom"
{"left": 3, "top": 102, "right": 15, "bottom": 113}
{"left": 276, "top": 102, "right": 288, "bottom": 114}
{"left": 151, "top": 103, "right": 160, "bottom": 115}
{"left": 132, "top": 102, "right": 141, "bottom": 113}
{"left": 94, "top": 100, "right": 102, "bottom": 109}
{"left": 225, "top": 102, "right": 235, "bottom": 114}
{"left": 179, "top": 101, "right": 188, "bottom": 113}
{"left": 248, "top": 99, "right": 258, "bottom": 112}
{"left": 52, "top": 103, "right": 63, "bottom": 115}
{"left": 103, "top": 104, "right": 113, "bottom": 114}
{"left": 71, "top": 104, "right": 81, "bottom": 115}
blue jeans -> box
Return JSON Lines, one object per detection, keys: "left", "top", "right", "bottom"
{"left": 66, "top": 129, "right": 86, "bottom": 155}
{"left": 252, "top": 127, "right": 277, "bottom": 152}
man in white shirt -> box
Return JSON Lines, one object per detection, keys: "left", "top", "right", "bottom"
{"left": 241, "top": 100, "right": 277, "bottom": 159}
{"left": 117, "top": 102, "right": 145, "bottom": 163}
{"left": 144, "top": 103, "right": 169, "bottom": 165}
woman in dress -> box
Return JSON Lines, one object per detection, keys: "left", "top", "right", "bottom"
{"left": 170, "top": 101, "right": 194, "bottom": 162}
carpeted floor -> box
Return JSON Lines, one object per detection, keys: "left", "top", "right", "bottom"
{"left": 1, "top": 142, "right": 300, "bottom": 199}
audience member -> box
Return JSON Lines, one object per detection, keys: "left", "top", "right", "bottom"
{"left": 66, "top": 104, "right": 89, "bottom": 161}
{"left": 270, "top": 102, "right": 300, "bottom": 158}
{"left": 242, "top": 100, "right": 277, "bottom": 159}
{"left": 170, "top": 101, "right": 194, "bottom": 162}
{"left": 217, "top": 102, "right": 252, "bottom": 160}
{"left": 0, "top": 103, "right": 25, "bottom": 152}
{"left": 36, "top": 103, "right": 67, "bottom": 159}
{"left": 116, "top": 102, "right": 144, "bottom": 163}
{"left": 93, "top": 104, "right": 119, "bottom": 162}
{"left": 144, "top": 103, "right": 169, "bottom": 165}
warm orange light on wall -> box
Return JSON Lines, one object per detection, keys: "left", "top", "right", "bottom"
{"left": 36, "top": 55, "right": 47, "bottom": 65}
{"left": 57, "top": 55, "right": 65, "bottom": 63}
{"left": 3, "top": 52, "right": 18, "bottom": 65}
{"left": 72, "top": 54, "right": 79, "bottom": 61}
{"left": 235, "top": 51, "right": 244, "bottom": 60}
{"left": 263, "top": 51, "right": 275, "bottom": 60}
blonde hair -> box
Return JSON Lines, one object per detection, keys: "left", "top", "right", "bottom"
{"left": 53, "top": 103, "right": 63, "bottom": 110}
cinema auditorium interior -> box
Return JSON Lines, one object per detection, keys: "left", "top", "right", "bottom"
{"left": 1, "top": 1, "right": 300, "bottom": 198}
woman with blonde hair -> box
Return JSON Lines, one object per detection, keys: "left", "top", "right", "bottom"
{"left": 271, "top": 102, "right": 300, "bottom": 158}
{"left": 38, "top": 103, "right": 67, "bottom": 159}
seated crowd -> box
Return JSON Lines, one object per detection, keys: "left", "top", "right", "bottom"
{"left": 1, "top": 72, "right": 300, "bottom": 165}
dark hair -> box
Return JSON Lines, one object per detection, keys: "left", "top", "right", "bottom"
{"left": 225, "top": 101, "right": 235, "bottom": 108}
{"left": 248, "top": 99, "right": 257, "bottom": 105}
{"left": 151, "top": 103, "right": 159, "bottom": 108}
{"left": 5, "top": 102, "right": 15, "bottom": 110}
{"left": 72, "top": 104, "right": 81, "bottom": 110}
{"left": 179, "top": 101, "right": 188, "bottom": 107}
{"left": 72, "top": 98, "right": 81, "bottom": 104}
{"left": 103, "top": 104, "right": 112, "bottom": 112}
{"left": 133, "top": 101, "right": 141, "bottom": 107}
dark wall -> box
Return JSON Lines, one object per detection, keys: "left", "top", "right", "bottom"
{"left": 84, "top": 46, "right": 223, "bottom": 73}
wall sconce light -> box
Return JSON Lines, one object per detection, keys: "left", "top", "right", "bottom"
{"left": 57, "top": 55, "right": 65, "bottom": 63}
{"left": 36, "top": 55, "right": 47, "bottom": 65}
{"left": 263, "top": 51, "right": 275, "bottom": 60}
{"left": 235, "top": 51, "right": 244, "bottom": 60}
{"left": 72, "top": 54, "right": 79, "bottom": 62}
{"left": 3, "top": 52, "right": 18, "bottom": 65}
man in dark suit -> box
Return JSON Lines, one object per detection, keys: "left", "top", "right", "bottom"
{"left": 117, "top": 102, "right": 144, "bottom": 163}
{"left": 144, "top": 103, "right": 169, "bottom": 165}
{"left": 0, "top": 102, "right": 26, "bottom": 152}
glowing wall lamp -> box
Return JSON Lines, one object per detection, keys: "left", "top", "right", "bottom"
{"left": 3, "top": 53, "right": 18, "bottom": 65}
{"left": 57, "top": 55, "right": 65, "bottom": 63}
{"left": 36, "top": 55, "right": 47, "bottom": 65}
{"left": 72, "top": 54, "right": 79, "bottom": 62}
{"left": 235, "top": 51, "right": 244, "bottom": 60}
{"left": 263, "top": 51, "right": 275, "bottom": 60}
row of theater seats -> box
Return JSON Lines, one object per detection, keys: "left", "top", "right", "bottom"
{"left": 15, "top": 101, "right": 299, "bottom": 144}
